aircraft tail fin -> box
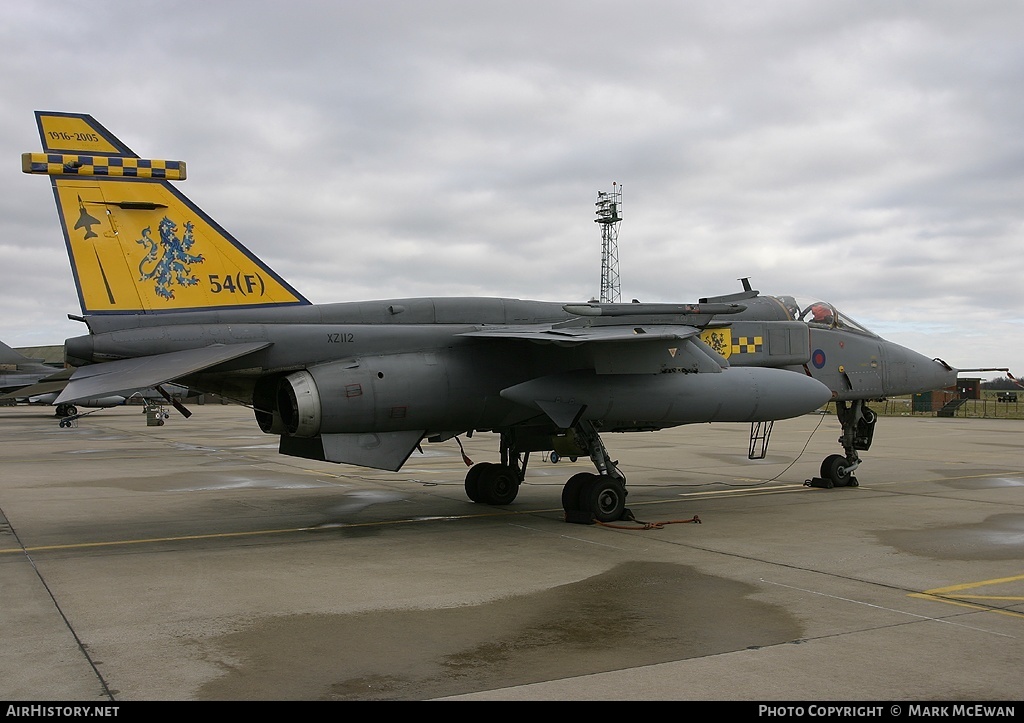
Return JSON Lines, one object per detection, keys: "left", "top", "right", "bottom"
{"left": 0, "top": 339, "right": 53, "bottom": 372}
{"left": 0, "top": 339, "right": 29, "bottom": 365}
{"left": 23, "top": 111, "right": 309, "bottom": 315}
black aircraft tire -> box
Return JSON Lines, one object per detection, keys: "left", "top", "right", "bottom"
{"left": 478, "top": 464, "right": 520, "bottom": 506}
{"left": 583, "top": 476, "right": 627, "bottom": 523}
{"left": 822, "top": 454, "right": 852, "bottom": 487}
{"left": 561, "top": 473, "right": 596, "bottom": 511}
{"left": 465, "top": 463, "right": 490, "bottom": 502}
{"left": 66, "top": 405, "right": 77, "bottom": 416}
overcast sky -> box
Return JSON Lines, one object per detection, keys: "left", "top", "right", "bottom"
{"left": 1, "top": 1, "right": 1021, "bottom": 380}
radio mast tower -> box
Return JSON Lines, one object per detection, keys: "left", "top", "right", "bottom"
{"left": 595, "top": 182, "right": 622, "bottom": 303}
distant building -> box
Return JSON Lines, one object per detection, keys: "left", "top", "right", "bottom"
{"left": 912, "top": 386, "right": 958, "bottom": 413}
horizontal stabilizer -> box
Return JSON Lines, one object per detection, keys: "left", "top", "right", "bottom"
{"left": 55, "top": 342, "right": 270, "bottom": 404}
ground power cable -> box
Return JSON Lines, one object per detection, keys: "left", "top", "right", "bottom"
{"left": 597, "top": 405, "right": 833, "bottom": 530}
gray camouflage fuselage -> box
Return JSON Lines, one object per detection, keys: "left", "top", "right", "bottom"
{"left": 64, "top": 294, "right": 953, "bottom": 454}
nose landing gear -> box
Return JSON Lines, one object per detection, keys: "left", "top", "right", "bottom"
{"left": 806, "top": 400, "right": 876, "bottom": 488}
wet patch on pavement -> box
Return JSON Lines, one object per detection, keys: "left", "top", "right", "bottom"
{"left": 197, "top": 561, "right": 803, "bottom": 700}
{"left": 877, "top": 513, "right": 1024, "bottom": 561}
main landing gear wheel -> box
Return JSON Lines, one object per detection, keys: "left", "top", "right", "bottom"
{"left": 561, "top": 472, "right": 596, "bottom": 511}
{"left": 583, "top": 476, "right": 627, "bottom": 523}
{"left": 464, "top": 463, "right": 488, "bottom": 502}
{"left": 479, "top": 464, "right": 520, "bottom": 505}
{"left": 465, "top": 463, "right": 520, "bottom": 505}
{"left": 561, "top": 472, "right": 627, "bottom": 523}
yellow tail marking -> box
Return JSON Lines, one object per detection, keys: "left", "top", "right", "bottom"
{"left": 29, "top": 111, "right": 307, "bottom": 313}
{"left": 55, "top": 177, "right": 302, "bottom": 312}
{"left": 37, "top": 114, "right": 121, "bottom": 154}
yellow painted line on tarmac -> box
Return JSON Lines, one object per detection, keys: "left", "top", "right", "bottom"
{"left": 910, "top": 573, "right": 1024, "bottom": 620}
{"left": 0, "top": 485, "right": 807, "bottom": 555}
{"left": 0, "top": 508, "right": 558, "bottom": 555}
{"left": 0, "top": 527, "right": 310, "bottom": 554}
{"left": 677, "top": 483, "right": 807, "bottom": 498}
{"left": 923, "top": 572, "right": 1024, "bottom": 595}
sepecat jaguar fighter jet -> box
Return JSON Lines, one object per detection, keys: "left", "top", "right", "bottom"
{"left": 23, "top": 111, "right": 965, "bottom": 523}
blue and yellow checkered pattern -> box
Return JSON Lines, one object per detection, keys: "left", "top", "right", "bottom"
{"left": 22, "top": 153, "right": 186, "bottom": 180}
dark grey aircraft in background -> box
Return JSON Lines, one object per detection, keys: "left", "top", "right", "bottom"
{"left": 23, "top": 111, "right": 965, "bottom": 523}
{"left": 0, "top": 341, "right": 86, "bottom": 416}
{"left": 0, "top": 339, "right": 60, "bottom": 395}
{"left": 1, "top": 339, "right": 189, "bottom": 419}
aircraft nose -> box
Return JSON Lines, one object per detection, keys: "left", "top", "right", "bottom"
{"left": 918, "top": 356, "right": 958, "bottom": 392}
{"left": 884, "top": 342, "right": 958, "bottom": 394}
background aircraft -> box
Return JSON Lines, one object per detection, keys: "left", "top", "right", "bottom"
{"left": 0, "top": 339, "right": 60, "bottom": 395}
{"left": 23, "top": 111, "right": 967, "bottom": 523}
{"left": 2, "top": 339, "right": 189, "bottom": 419}
{"left": 11, "top": 386, "right": 186, "bottom": 423}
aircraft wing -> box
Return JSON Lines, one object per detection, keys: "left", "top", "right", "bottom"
{"left": 462, "top": 323, "right": 726, "bottom": 375}
{"left": 459, "top": 324, "right": 702, "bottom": 343}
{"left": 55, "top": 342, "right": 271, "bottom": 404}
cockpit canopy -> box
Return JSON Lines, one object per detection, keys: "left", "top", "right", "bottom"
{"left": 771, "top": 295, "right": 877, "bottom": 337}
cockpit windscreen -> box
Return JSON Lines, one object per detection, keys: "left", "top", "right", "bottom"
{"left": 771, "top": 295, "right": 877, "bottom": 337}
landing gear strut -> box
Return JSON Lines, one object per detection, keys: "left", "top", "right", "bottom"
{"left": 559, "top": 421, "right": 628, "bottom": 524}
{"left": 462, "top": 421, "right": 630, "bottom": 524}
{"left": 806, "top": 400, "right": 877, "bottom": 488}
